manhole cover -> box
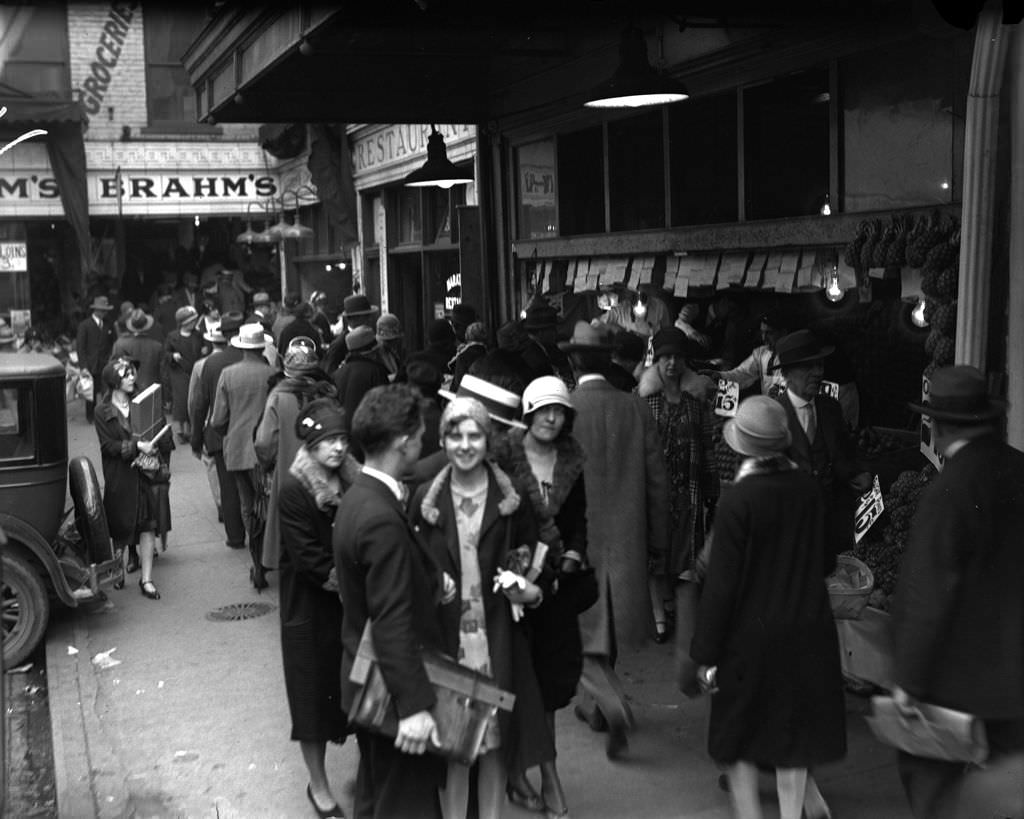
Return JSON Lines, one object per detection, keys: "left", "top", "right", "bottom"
{"left": 206, "top": 602, "right": 275, "bottom": 622}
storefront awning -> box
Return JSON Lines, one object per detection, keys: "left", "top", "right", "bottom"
{"left": 0, "top": 82, "right": 86, "bottom": 127}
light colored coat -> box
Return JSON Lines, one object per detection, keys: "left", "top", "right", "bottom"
{"left": 210, "top": 355, "right": 273, "bottom": 471}
{"left": 572, "top": 375, "right": 669, "bottom": 654}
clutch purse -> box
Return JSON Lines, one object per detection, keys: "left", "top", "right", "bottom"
{"left": 865, "top": 695, "right": 989, "bottom": 764}
{"left": 348, "top": 621, "right": 516, "bottom": 766}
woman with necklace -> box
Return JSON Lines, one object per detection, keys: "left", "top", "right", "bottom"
{"left": 411, "top": 396, "right": 554, "bottom": 819}
{"left": 95, "top": 357, "right": 172, "bottom": 600}
{"left": 637, "top": 327, "right": 719, "bottom": 641}
{"left": 494, "top": 376, "right": 588, "bottom": 819}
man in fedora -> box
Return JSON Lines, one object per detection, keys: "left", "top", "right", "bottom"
{"left": 892, "top": 366, "right": 1024, "bottom": 819}
{"left": 76, "top": 295, "right": 117, "bottom": 422}
{"left": 111, "top": 309, "right": 164, "bottom": 392}
{"left": 772, "top": 329, "right": 870, "bottom": 572}
{"left": 191, "top": 311, "right": 247, "bottom": 550}
{"left": 188, "top": 319, "right": 226, "bottom": 523}
{"left": 561, "top": 321, "right": 669, "bottom": 759}
{"left": 211, "top": 323, "right": 274, "bottom": 584}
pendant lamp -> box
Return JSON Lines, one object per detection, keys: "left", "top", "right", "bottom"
{"left": 281, "top": 188, "right": 315, "bottom": 241}
{"left": 236, "top": 203, "right": 275, "bottom": 246}
{"left": 584, "top": 27, "right": 688, "bottom": 109}
{"left": 403, "top": 126, "right": 474, "bottom": 189}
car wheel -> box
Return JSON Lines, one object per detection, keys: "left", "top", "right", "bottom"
{"left": 2, "top": 551, "right": 50, "bottom": 668}
{"left": 68, "top": 456, "right": 113, "bottom": 565}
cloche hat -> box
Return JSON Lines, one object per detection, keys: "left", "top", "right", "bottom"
{"left": 723, "top": 395, "right": 793, "bottom": 457}
{"left": 522, "top": 375, "right": 573, "bottom": 416}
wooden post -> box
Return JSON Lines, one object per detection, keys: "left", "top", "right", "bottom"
{"left": 1008, "top": 29, "right": 1024, "bottom": 449}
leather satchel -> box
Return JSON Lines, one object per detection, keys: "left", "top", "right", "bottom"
{"left": 348, "top": 621, "right": 516, "bottom": 766}
{"left": 866, "top": 695, "right": 989, "bottom": 765}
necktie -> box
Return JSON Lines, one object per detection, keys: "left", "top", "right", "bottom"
{"left": 800, "top": 403, "right": 817, "bottom": 441}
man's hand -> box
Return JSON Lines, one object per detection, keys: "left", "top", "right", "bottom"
{"left": 890, "top": 685, "right": 917, "bottom": 716}
{"left": 849, "top": 471, "right": 873, "bottom": 494}
{"left": 395, "top": 710, "right": 439, "bottom": 755}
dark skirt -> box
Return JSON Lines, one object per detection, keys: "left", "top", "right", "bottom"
{"left": 168, "top": 370, "right": 190, "bottom": 423}
{"left": 116, "top": 478, "right": 170, "bottom": 546}
{"left": 280, "top": 585, "right": 347, "bottom": 743}
{"left": 525, "top": 584, "right": 583, "bottom": 711}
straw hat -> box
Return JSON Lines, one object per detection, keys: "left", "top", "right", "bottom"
{"left": 203, "top": 320, "right": 225, "bottom": 344}
{"left": 229, "top": 323, "right": 267, "bottom": 349}
{"left": 439, "top": 374, "right": 526, "bottom": 429}
{"left": 907, "top": 365, "right": 1006, "bottom": 423}
{"left": 723, "top": 396, "right": 792, "bottom": 457}
{"left": 557, "top": 321, "right": 614, "bottom": 352}
{"left": 127, "top": 309, "right": 154, "bottom": 334}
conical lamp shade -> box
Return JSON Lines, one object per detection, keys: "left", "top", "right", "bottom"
{"left": 404, "top": 128, "right": 473, "bottom": 188}
{"left": 260, "top": 213, "right": 291, "bottom": 242}
{"left": 584, "top": 28, "right": 688, "bottom": 109}
{"left": 236, "top": 220, "right": 273, "bottom": 245}
{"left": 282, "top": 216, "right": 315, "bottom": 241}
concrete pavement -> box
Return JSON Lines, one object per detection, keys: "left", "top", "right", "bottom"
{"left": 47, "top": 398, "right": 913, "bottom": 818}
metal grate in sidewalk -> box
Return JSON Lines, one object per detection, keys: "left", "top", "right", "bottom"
{"left": 205, "top": 602, "right": 275, "bottom": 622}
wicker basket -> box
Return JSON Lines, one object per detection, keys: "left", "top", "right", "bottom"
{"left": 827, "top": 554, "right": 875, "bottom": 620}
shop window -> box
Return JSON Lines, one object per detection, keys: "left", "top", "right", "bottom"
{"left": 743, "top": 69, "right": 829, "bottom": 221}
{"left": 144, "top": 6, "right": 206, "bottom": 126}
{"left": 362, "top": 194, "right": 383, "bottom": 248}
{"left": 669, "top": 91, "right": 739, "bottom": 226}
{"left": 841, "top": 34, "right": 970, "bottom": 212}
{"left": 516, "top": 139, "right": 557, "bottom": 239}
{"left": 0, "top": 5, "right": 70, "bottom": 98}
{"left": 557, "top": 126, "right": 605, "bottom": 236}
{"left": 608, "top": 109, "right": 665, "bottom": 231}
{"left": 425, "top": 186, "right": 464, "bottom": 245}
{"left": 396, "top": 188, "right": 422, "bottom": 245}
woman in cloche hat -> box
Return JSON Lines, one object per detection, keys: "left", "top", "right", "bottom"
{"left": 691, "top": 395, "right": 845, "bottom": 819}
{"left": 164, "top": 306, "right": 203, "bottom": 444}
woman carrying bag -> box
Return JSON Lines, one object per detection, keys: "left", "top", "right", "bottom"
{"left": 94, "top": 356, "right": 173, "bottom": 600}
{"left": 410, "top": 396, "right": 554, "bottom": 819}
{"left": 493, "top": 375, "right": 591, "bottom": 819}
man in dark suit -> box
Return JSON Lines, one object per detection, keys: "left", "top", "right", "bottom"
{"left": 892, "top": 366, "right": 1024, "bottom": 819}
{"left": 334, "top": 384, "right": 447, "bottom": 819}
{"left": 772, "top": 330, "right": 870, "bottom": 572}
{"left": 75, "top": 295, "right": 116, "bottom": 422}
{"left": 190, "top": 311, "right": 246, "bottom": 550}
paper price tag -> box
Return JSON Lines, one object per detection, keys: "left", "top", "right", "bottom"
{"left": 714, "top": 379, "right": 740, "bottom": 417}
{"left": 919, "top": 374, "right": 945, "bottom": 471}
{"left": 819, "top": 380, "right": 839, "bottom": 400}
{"left": 854, "top": 475, "right": 884, "bottom": 544}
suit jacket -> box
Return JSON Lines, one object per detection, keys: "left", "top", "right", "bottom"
{"left": 572, "top": 376, "right": 669, "bottom": 653}
{"left": 892, "top": 435, "right": 1024, "bottom": 719}
{"left": 334, "top": 473, "right": 447, "bottom": 719}
{"left": 210, "top": 355, "right": 274, "bottom": 471}
{"left": 778, "top": 392, "right": 865, "bottom": 568}
{"left": 189, "top": 346, "right": 243, "bottom": 454}
{"left": 76, "top": 315, "right": 116, "bottom": 375}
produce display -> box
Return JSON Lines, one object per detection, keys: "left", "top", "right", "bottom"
{"left": 856, "top": 426, "right": 913, "bottom": 457}
{"left": 854, "top": 464, "right": 937, "bottom": 611}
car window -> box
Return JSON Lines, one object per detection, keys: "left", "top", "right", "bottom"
{"left": 0, "top": 385, "right": 33, "bottom": 462}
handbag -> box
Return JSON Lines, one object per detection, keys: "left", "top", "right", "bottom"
{"left": 865, "top": 695, "right": 989, "bottom": 764}
{"left": 131, "top": 451, "right": 170, "bottom": 484}
{"left": 348, "top": 621, "right": 516, "bottom": 766}
{"left": 558, "top": 565, "right": 598, "bottom": 614}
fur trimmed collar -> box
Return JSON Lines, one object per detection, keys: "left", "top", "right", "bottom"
{"left": 419, "top": 460, "right": 519, "bottom": 525}
{"left": 500, "top": 429, "right": 585, "bottom": 519}
{"left": 637, "top": 364, "right": 715, "bottom": 401}
{"left": 289, "top": 447, "right": 362, "bottom": 511}
{"left": 734, "top": 454, "right": 798, "bottom": 483}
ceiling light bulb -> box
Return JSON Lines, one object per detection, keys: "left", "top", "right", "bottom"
{"left": 820, "top": 195, "right": 832, "bottom": 216}
{"left": 633, "top": 300, "right": 647, "bottom": 318}
{"left": 912, "top": 298, "right": 929, "bottom": 328}
{"left": 825, "top": 275, "right": 844, "bottom": 303}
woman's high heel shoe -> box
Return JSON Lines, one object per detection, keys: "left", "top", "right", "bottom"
{"left": 507, "top": 781, "right": 545, "bottom": 813}
{"left": 654, "top": 620, "right": 669, "bottom": 644}
{"left": 139, "top": 579, "right": 161, "bottom": 600}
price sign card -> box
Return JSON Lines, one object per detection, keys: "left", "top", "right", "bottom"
{"left": 819, "top": 380, "right": 839, "bottom": 400}
{"left": 854, "top": 475, "right": 885, "bottom": 544}
{"left": 714, "top": 378, "right": 740, "bottom": 417}
{"left": 919, "top": 374, "right": 945, "bottom": 471}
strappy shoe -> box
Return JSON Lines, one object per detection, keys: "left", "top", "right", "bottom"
{"left": 507, "top": 781, "right": 545, "bottom": 813}
{"left": 139, "top": 579, "right": 161, "bottom": 600}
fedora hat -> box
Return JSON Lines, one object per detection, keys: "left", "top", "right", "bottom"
{"left": 439, "top": 374, "right": 526, "bottom": 429}
{"left": 345, "top": 326, "right": 377, "bottom": 353}
{"left": 89, "top": 295, "right": 114, "bottom": 312}
{"left": 203, "top": 320, "right": 226, "bottom": 344}
{"left": 229, "top": 322, "right": 267, "bottom": 349}
{"left": 558, "top": 320, "right": 614, "bottom": 353}
{"left": 219, "top": 311, "right": 245, "bottom": 336}
{"left": 127, "top": 309, "right": 154, "bottom": 334}
{"left": 523, "top": 298, "right": 558, "bottom": 331}
{"left": 375, "top": 313, "right": 404, "bottom": 342}
{"left": 723, "top": 395, "right": 793, "bottom": 457}
{"left": 341, "top": 294, "right": 379, "bottom": 318}
{"left": 769, "top": 329, "right": 834, "bottom": 372}
{"left": 908, "top": 365, "right": 1006, "bottom": 423}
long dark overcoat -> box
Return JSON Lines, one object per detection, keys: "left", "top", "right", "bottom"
{"left": 410, "top": 463, "right": 555, "bottom": 775}
{"left": 163, "top": 330, "right": 203, "bottom": 423}
{"left": 691, "top": 466, "right": 847, "bottom": 768}
{"left": 277, "top": 463, "right": 348, "bottom": 743}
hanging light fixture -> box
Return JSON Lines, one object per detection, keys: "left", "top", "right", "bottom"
{"left": 584, "top": 27, "right": 689, "bottom": 109}
{"left": 824, "top": 267, "right": 845, "bottom": 303}
{"left": 281, "top": 187, "right": 315, "bottom": 241}
{"left": 236, "top": 202, "right": 274, "bottom": 246}
{"left": 403, "top": 126, "right": 474, "bottom": 189}
{"left": 259, "top": 204, "right": 292, "bottom": 243}
{"left": 911, "top": 297, "right": 929, "bottom": 328}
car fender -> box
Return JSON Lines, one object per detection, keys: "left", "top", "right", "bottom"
{"left": 0, "top": 514, "right": 77, "bottom": 607}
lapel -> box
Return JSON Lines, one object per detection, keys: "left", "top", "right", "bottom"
{"left": 780, "top": 392, "right": 812, "bottom": 463}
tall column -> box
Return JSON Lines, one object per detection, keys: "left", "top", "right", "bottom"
{"left": 956, "top": 6, "right": 1010, "bottom": 368}
{"left": 1008, "top": 29, "right": 1024, "bottom": 449}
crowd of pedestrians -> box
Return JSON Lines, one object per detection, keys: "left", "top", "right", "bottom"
{"left": 63, "top": 278, "right": 1023, "bottom": 819}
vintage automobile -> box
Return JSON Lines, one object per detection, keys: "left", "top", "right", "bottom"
{"left": 0, "top": 352, "right": 121, "bottom": 667}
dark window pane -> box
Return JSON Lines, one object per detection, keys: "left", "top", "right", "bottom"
{"left": 744, "top": 69, "right": 829, "bottom": 220}
{"left": 557, "top": 126, "right": 604, "bottom": 236}
{"left": 397, "top": 188, "right": 422, "bottom": 245}
{"left": 0, "top": 5, "right": 69, "bottom": 97}
{"left": 608, "top": 110, "right": 664, "bottom": 231}
{"left": 146, "top": 66, "right": 197, "bottom": 122}
{"left": 144, "top": 7, "right": 206, "bottom": 124}
{"left": 516, "top": 139, "right": 557, "bottom": 239}
{"left": 841, "top": 34, "right": 970, "bottom": 211}
{"left": 669, "top": 92, "right": 738, "bottom": 225}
